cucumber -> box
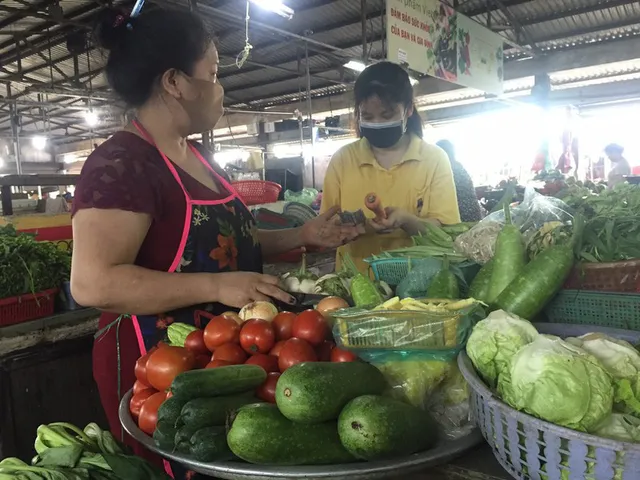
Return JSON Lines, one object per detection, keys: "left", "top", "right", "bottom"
{"left": 157, "top": 396, "right": 187, "bottom": 426}
{"left": 275, "top": 362, "right": 387, "bottom": 424}
{"left": 153, "top": 421, "right": 177, "bottom": 451}
{"left": 189, "top": 427, "right": 234, "bottom": 462}
{"left": 468, "top": 259, "right": 493, "bottom": 303}
{"left": 171, "top": 365, "right": 266, "bottom": 398}
{"left": 338, "top": 395, "right": 438, "bottom": 460}
{"left": 178, "top": 394, "right": 259, "bottom": 430}
{"left": 174, "top": 424, "right": 200, "bottom": 455}
{"left": 227, "top": 403, "right": 354, "bottom": 465}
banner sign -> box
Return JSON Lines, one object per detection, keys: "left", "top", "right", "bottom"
{"left": 386, "top": 0, "right": 504, "bottom": 95}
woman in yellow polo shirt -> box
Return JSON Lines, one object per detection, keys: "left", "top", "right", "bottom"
{"left": 321, "top": 62, "right": 460, "bottom": 272}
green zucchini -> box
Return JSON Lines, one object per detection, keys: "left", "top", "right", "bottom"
{"left": 227, "top": 403, "right": 354, "bottom": 465}
{"left": 171, "top": 364, "right": 266, "bottom": 398}
{"left": 157, "top": 396, "right": 187, "bottom": 426}
{"left": 487, "top": 204, "right": 526, "bottom": 303}
{"left": 494, "top": 216, "right": 583, "bottom": 319}
{"left": 153, "top": 421, "right": 177, "bottom": 451}
{"left": 468, "top": 259, "right": 493, "bottom": 303}
{"left": 275, "top": 362, "right": 387, "bottom": 424}
{"left": 426, "top": 256, "right": 459, "bottom": 299}
{"left": 178, "top": 394, "right": 259, "bottom": 430}
{"left": 189, "top": 427, "right": 234, "bottom": 462}
{"left": 174, "top": 425, "right": 200, "bottom": 455}
{"left": 338, "top": 395, "right": 438, "bottom": 460}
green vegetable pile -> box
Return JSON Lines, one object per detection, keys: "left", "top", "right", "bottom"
{"left": 150, "top": 361, "right": 440, "bottom": 465}
{"left": 467, "top": 314, "right": 640, "bottom": 442}
{"left": 0, "top": 422, "right": 169, "bottom": 479}
{"left": 0, "top": 224, "right": 71, "bottom": 299}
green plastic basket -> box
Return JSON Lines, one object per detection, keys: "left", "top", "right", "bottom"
{"left": 366, "top": 257, "right": 480, "bottom": 287}
{"left": 544, "top": 289, "right": 640, "bottom": 330}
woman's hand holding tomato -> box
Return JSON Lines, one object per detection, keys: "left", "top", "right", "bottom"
{"left": 240, "top": 319, "right": 275, "bottom": 355}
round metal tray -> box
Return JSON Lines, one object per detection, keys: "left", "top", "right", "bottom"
{"left": 119, "top": 390, "right": 483, "bottom": 480}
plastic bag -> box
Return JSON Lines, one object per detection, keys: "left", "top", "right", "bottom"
{"left": 395, "top": 258, "right": 477, "bottom": 299}
{"left": 332, "top": 299, "right": 486, "bottom": 352}
{"left": 454, "top": 187, "right": 573, "bottom": 264}
{"left": 284, "top": 188, "right": 319, "bottom": 206}
{"left": 358, "top": 349, "right": 472, "bottom": 439}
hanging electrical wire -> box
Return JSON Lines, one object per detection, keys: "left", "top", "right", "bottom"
{"left": 221, "top": 0, "right": 253, "bottom": 69}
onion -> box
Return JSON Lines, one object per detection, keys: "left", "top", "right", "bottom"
{"left": 316, "top": 296, "right": 349, "bottom": 316}
{"left": 221, "top": 311, "right": 243, "bottom": 325}
{"left": 239, "top": 301, "right": 278, "bottom": 322}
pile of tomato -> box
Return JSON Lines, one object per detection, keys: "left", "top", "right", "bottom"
{"left": 129, "top": 308, "right": 356, "bottom": 435}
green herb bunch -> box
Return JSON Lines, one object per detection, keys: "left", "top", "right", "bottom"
{"left": 0, "top": 224, "right": 71, "bottom": 299}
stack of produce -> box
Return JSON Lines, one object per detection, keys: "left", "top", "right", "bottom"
{"left": 466, "top": 310, "right": 640, "bottom": 446}
{"left": 0, "top": 422, "right": 170, "bottom": 479}
{"left": 0, "top": 224, "right": 70, "bottom": 299}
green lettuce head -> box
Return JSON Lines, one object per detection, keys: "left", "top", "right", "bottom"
{"left": 466, "top": 310, "right": 538, "bottom": 388}
{"left": 567, "top": 333, "right": 640, "bottom": 417}
{"left": 500, "top": 335, "right": 614, "bottom": 432}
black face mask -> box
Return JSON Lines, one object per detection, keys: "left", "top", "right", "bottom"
{"left": 359, "top": 118, "right": 405, "bottom": 149}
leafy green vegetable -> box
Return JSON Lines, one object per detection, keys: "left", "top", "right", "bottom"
{"left": 593, "top": 413, "right": 640, "bottom": 442}
{"left": 499, "top": 335, "right": 613, "bottom": 432}
{"left": 0, "top": 224, "right": 70, "bottom": 298}
{"left": 466, "top": 310, "right": 538, "bottom": 388}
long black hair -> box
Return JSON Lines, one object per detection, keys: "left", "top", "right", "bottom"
{"left": 94, "top": 7, "right": 212, "bottom": 107}
{"left": 353, "top": 61, "right": 423, "bottom": 138}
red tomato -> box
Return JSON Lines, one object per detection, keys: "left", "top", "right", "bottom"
{"left": 213, "top": 343, "right": 247, "bottom": 364}
{"left": 133, "top": 380, "right": 155, "bottom": 396}
{"left": 256, "top": 372, "right": 280, "bottom": 403}
{"left": 270, "top": 340, "right": 287, "bottom": 357}
{"left": 245, "top": 354, "right": 279, "bottom": 373}
{"left": 145, "top": 346, "right": 195, "bottom": 392}
{"left": 240, "top": 319, "right": 275, "bottom": 355}
{"left": 271, "top": 312, "right": 296, "bottom": 341}
{"left": 203, "top": 315, "right": 241, "bottom": 351}
{"left": 138, "top": 391, "right": 166, "bottom": 435}
{"left": 278, "top": 338, "right": 317, "bottom": 372}
{"left": 184, "top": 330, "right": 210, "bottom": 355}
{"left": 134, "top": 347, "right": 157, "bottom": 387}
{"left": 331, "top": 347, "right": 358, "bottom": 363}
{"left": 194, "top": 353, "right": 211, "bottom": 369}
{"left": 206, "top": 359, "right": 233, "bottom": 369}
{"left": 129, "top": 389, "right": 156, "bottom": 421}
{"left": 316, "top": 340, "right": 335, "bottom": 362}
{"left": 292, "top": 310, "right": 329, "bottom": 346}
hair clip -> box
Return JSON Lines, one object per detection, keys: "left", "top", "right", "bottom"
{"left": 113, "top": 14, "right": 127, "bottom": 28}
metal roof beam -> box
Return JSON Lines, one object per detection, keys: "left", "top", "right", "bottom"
{"left": 0, "top": 0, "right": 57, "bottom": 30}
{"left": 518, "top": 0, "right": 635, "bottom": 27}
{"left": 489, "top": 0, "right": 539, "bottom": 51}
{"left": 533, "top": 16, "right": 640, "bottom": 45}
{"left": 461, "top": 0, "right": 533, "bottom": 18}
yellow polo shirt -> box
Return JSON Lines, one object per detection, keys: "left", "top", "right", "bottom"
{"left": 321, "top": 134, "right": 460, "bottom": 273}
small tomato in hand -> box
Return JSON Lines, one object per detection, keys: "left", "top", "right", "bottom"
{"left": 203, "top": 315, "right": 241, "bottom": 351}
{"left": 331, "top": 347, "right": 357, "bottom": 363}
{"left": 272, "top": 312, "right": 296, "bottom": 341}
{"left": 146, "top": 346, "right": 195, "bottom": 392}
{"left": 245, "top": 354, "right": 279, "bottom": 373}
{"left": 278, "top": 338, "right": 317, "bottom": 372}
{"left": 137, "top": 391, "right": 166, "bottom": 435}
{"left": 269, "top": 340, "right": 287, "bottom": 357}
{"left": 316, "top": 340, "right": 335, "bottom": 362}
{"left": 206, "top": 359, "right": 232, "bottom": 369}
{"left": 213, "top": 343, "right": 247, "bottom": 364}
{"left": 184, "top": 330, "right": 210, "bottom": 355}
{"left": 292, "top": 310, "right": 329, "bottom": 346}
{"left": 256, "top": 372, "right": 281, "bottom": 403}
{"left": 129, "top": 389, "right": 156, "bottom": 421}
{"left": 240, "top": 319, "right": 275, "bottom": 355}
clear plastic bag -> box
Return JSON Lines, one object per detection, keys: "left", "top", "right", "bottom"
{"left": 331, "top": 299, "right": 486, "bottom": 352}
{"left": 454, "top": 187, "right": 573, "bottom": 264}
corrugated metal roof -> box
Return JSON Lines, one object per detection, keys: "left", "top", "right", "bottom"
{"left": 1, "top": 0, "right": 640, "bottom": 141}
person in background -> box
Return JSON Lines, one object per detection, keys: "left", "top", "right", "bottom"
{"left": 435, "top": 139, "right": 482, "bottom": 222}
{"left": 605, "top": 143, "right": 631, "bottom": 188}
{"left": 321, "top": 61, "right": 460, "bottom": 273}
{"left": 71, "top": 7, "right": 358, "bottom": 478}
